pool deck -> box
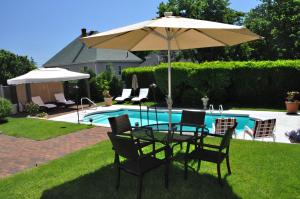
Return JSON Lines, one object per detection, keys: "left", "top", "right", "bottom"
{"left": 49, "top": 105, "right": 300, "bottom": 144}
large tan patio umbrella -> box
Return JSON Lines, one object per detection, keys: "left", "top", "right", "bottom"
{"left": 81, "top": 12, "right": 261, "bottom": 128}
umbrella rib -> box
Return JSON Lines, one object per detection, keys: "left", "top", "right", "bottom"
{"left": 147, "top": 27, "right": 168, "bottom": 40}
{"left": 194, "top": 29, "right": 229, "bottom": 46}
{"left": 89, "top": 31, "right": 132, "bottom": 48}
{"left": 172, "top": 29, "right": 191, "bottom": 49}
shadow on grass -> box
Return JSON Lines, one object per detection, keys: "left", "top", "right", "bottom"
{"left": 41, "top": 162, "right": 240, "bottom": 199}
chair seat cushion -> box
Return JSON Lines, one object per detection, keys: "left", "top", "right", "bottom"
{"left": 121, "top": 156, "right": 164, "bottom": 174}
{"left": 189, "top": 148, "right": 226, "bottom": 163}
{"left": 44, "top": 103, "right": 57, "bottom": 109}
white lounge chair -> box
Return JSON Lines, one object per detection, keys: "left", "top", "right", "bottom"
{"left": 244, "top": 119, "right": 276, "bottom": 142}
{"left": 31, "top": 96, "right": 57, "bottom": 109}
{"left": 115, "top": 89, "right": 132, "bottom": 103}
{"left": 212, "top": 118, "right": 237, "bottom": 137}
{"left": 131, "top": 88, "right": 149, "bottom": 102}
{"left": 54, "top": 93, "right": 75, "bottom": 106}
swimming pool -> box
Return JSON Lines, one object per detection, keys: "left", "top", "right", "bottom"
{"left": 83, "top": 109, "right": 254, "bottom": 134}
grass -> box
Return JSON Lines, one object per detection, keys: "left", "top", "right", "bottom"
{"left": 0, "top": 139, "right": 299, "bottom": 199}
{"left": 0, "top": 117, "right": 92, "bottom": 140}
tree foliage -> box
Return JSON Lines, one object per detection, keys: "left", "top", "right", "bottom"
{"left": 244, "top": 0, "right": 300, "bottom": 60}
{"left": 157, "top": 0, "right": 247, "bottom": 62}
{"left": 0, "top": 49, "right": 36, "bottom": 85}
{"left": 157, "top": 0, "right": 300, "bottom": 62}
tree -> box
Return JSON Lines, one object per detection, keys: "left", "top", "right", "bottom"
{"left": 0, "top": 49, "right": 36, "bottom": 85}
{"left": 157, "top": 0, "right": 247, "bottom": 62}
{"left": 244, "top": 0, "right": 300, "bottom": 60}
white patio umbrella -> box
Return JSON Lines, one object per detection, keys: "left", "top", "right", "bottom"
{"left": 81, "top": 12, "right": 262, "bottom": 128}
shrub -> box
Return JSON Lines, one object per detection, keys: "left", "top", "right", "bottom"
{"left": 96, "top": 65, "right": 122, "bottom": 100}
{"left": 0, "top": 97, "right": 12, "bottom": 121}
{"left": 36, "top": 112, "right": 48, "bottom": 118}
{"left": 25, "top": 102, "right": 40, "bottom": 116}
{"left": 122, "top": 60, "right": 300, "bottom": 107}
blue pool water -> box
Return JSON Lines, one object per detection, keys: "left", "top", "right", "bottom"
{"left": 83, "top": 109, "right": 254, "bottom": 134}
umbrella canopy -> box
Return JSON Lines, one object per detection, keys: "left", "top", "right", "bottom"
{"left": 81, "top": 12, "right": 261, "bottom": 127}
{"left": 7, "top": 67, "right": 90, "bottom": 85}
{"left": 131, "top": 74, "right": 139, "bottom": 91}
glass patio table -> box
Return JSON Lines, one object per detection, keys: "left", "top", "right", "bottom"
{"left": 131, "top": 123, "right": 207, "bottom": 147}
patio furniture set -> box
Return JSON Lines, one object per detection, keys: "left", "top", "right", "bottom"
{"left": 106, "top": 110, "right": 274, "bottom": 199}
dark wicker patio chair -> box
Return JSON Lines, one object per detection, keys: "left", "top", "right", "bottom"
{"left": 107, "top": 133, "right": 170, "bottom": 199}
{"left": 184, "top": 122, "right": 238, "bottom": 185}
{"left": 171, "top": 110, "right": 207, "bottom": 154}
{"left": 108, "top": 114, "right": 155, "bottom": 160}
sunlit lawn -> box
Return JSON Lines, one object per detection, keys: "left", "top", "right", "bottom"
{"left": 0, "top": 117, "right": 92, "bottom": 140}
{"left": 0, "top": 138, "right": 299, "bottom": 199}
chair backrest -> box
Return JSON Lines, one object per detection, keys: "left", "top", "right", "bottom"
{"left": 31, "top": 96, "right": 45, "bottom": 106}
{"left": 180, "top": 110, "right": 206, "bottom": 126}
{"left": 253, "top": 119, "right": 276, "bottom": 138}
{"left": 107, "top": 133, "right": 139, "bottom": 160}
{"left": 215, "top": 118, "right": 237, "bottom": 135}
{"left": 138, "top": 88, "right": 149, "bottom": 98}
{"left": 108, "top": 114, "right": 132, "bottom": 135}
{"left": 121, "top": 89, "right": 132, "bottom": 98}
{"left": 55, "top": 93, "right": 66, "bottom": 102}
{"left": 220, "top": 122, "right": 238, "bottom": 150}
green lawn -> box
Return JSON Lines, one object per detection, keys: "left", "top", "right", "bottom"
{"left": 0, "top": 117, "right": 92, "bottom": 140}
{"left": 0, "top": 139, "right": 299, "bottom": 199}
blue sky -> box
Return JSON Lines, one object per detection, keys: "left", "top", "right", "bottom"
{"left": 0, "top": 0, "right": 259, "bottom": 66}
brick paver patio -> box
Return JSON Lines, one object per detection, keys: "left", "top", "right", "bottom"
{"left": 0, "top": 126, "right": 108, "bottom": 178}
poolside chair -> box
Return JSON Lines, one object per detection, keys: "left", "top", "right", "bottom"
{"left": 31, "top": 96, "right": 57, "bottom": 109}
{"left": 54, "top": 92, "right": 75, "bottom": 106}
{"left": 115, "top": 89, "right": 132, "bottom": 103}
{"left": 108, "top": 114, "right": 155, "bottom": 158}
{"left": 184, "top": 123, "right": 237, "bottom": 186}
{"left": 131, "top": 88, "right": 149, "bottom": 102}
{"left": 244, "top": 119, "right": 276, "bottom": 142}
{"left": 212, "top": 118, "right": 237, "bottom": 137}
{"left": 107, "top": 133, "right": 169, "bottom": 199}
{"left": 171, "top": 110, "right": 208, "bottom": 154}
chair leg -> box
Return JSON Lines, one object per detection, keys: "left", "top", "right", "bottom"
{"left": 197, "top": 159, "right": 201, "bottom": 171}
{"left": 116, "top": 167, "right": 121, "bottom": 190}
{"left": 152, "top": 143, "right": 156, "bottom": 157}
{"left": 165, "top": 161, "right": 169, "bottom": 189}
{"left": 137, "top": 175, "right": 143, "bottom": 199}
{"left": 226, "top": 156, "right": 231, "bottom": 175}
{"left": 184, "top": 157, "right": 188, "bottom": 180}
{"left": 217, "top": 164, "right": 222, "bottom": 186}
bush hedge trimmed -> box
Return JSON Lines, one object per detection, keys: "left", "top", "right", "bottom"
{"left": 122, "top": 60, "right": 300, "bottom": 108}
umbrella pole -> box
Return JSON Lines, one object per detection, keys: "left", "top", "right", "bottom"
{"left": 167, "top": 38, "right": 172, "bottom": 129}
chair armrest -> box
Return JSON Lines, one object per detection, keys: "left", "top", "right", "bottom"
{"left": 202, "top": 143, "right": 222, "bottom": 150}
{"left": 140, "top": 145, "right": 168, "bottom": 159}
{"left": 205, "top": 133, "right": 224, "bottom": 138}
{"left": 178, "top": 123, "right": 206, "bottom": 129}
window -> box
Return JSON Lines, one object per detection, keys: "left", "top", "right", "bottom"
{"left": 105, "top": 65, "right": 110, "bottom": 71}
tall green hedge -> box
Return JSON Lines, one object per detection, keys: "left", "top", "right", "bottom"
{"left": 122, "top": 60, "right": 300, "bottom": 107}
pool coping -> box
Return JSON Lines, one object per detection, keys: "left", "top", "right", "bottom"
{"left": 49, "top": 105, "right": 299, "bottom": 144}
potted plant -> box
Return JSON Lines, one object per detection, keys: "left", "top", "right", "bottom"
{"left": 285, "top": 91, "right": 299, "bottom": 114}
{"left": 103, "top": 89, "right": 112, "bottom": 106}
